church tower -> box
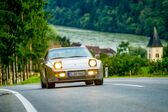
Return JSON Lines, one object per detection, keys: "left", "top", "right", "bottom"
{"left": 147, "top": 27, "right": 163, "bottom": 62}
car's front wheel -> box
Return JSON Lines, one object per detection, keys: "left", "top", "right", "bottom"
{"left": 85, "top": 81, "right": 94, "bottom": 85}
{"left": 41, "top": 80, "right": 46, "bottom": 88}
{"left": 94, "top": 79, "right": 103, "bottom": 85}
{"left": 46, "top": 82, "right": 55, "bottom": 89}
{"left": 40, "top": 71, "right": 46, "bottom": 88}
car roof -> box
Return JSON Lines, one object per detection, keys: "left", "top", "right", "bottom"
{"left": 48, "top": 46, "right": 86, "bottom": 52}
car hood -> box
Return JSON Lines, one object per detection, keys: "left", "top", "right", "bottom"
{"left": 48, "top": 57, "right": 101, "bottom": 70}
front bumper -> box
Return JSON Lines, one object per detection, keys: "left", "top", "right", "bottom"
{"left": 47, "top": 69, "right": 103, "bottom": 83}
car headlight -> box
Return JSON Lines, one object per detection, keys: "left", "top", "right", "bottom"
{"left": 89, "top": 59, "right": 97, "bottom": 67}
{"left": 53, "top": 62, "right": 62, "bottom": 70}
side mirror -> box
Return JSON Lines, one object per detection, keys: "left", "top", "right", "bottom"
{"left": 95, "top": 54, "right": 100, "bottom": 59}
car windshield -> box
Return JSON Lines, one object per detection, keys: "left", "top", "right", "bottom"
{"left": 48, "top": 47, "right": 93, "bottom": 59}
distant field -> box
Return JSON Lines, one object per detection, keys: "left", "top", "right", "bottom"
{"left": 50, "top": 25, "right": 166, "bottom": 51}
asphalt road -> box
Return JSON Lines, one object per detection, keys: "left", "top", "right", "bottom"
{"left": 0, "top": 78, "right": 168, "bottom": 112}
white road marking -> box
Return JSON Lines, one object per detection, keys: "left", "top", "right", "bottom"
{"left": 0, "top": 89, "right": 38, "bottom": 112}
{"left": 109, "top": 83, "right": 144, "bottom": 88}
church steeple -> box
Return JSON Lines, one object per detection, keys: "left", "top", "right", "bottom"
{"left": 147, "top": 27, "right": 163, "bottom": 47}
{"left": 147, "top": 27, "right": 163, "bottom": 62}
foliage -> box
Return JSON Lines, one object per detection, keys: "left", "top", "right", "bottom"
{"left": 45, "top": 0, "right": 168, "bottom": 41}
{"left": 129, "top": 47, "right": 147, "bottom": 58}
{"left": 0, "top": 0, "right": 53, "bottom": 85}
{"left": 20, "top": 75, "right": 40, "bottom": 84}
{"left": 149, "top": 57, "right": 168, "bottom": 75}
{"left": 100, "top": 41, "right": 168, "bottom": 76}
{"left": 163, "top": 44, "right": 168, "bottom": 57}
{"left": 101, "top": 54, "right": 147, "bottom": 76}
{"left": 117, "top": 41, "right": 129, "bottom": 54}
{"left": 59, "top": 36, "right": 70, "bottom": 47}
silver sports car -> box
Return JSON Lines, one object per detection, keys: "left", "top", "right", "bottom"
{"left": 40, "top": 47, "right": 103, "bottom": 88}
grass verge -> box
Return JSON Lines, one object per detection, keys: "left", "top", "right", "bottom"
{"left": 20, "top": 76, "right": 40, "bottom": 84}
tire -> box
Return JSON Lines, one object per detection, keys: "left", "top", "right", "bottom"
{"left": 94, "top": 79, "right": 103, "bottom": 85}
{"left": 85, "top": 81, "right": 93, "bottom": 85}
{"left": 42, "top": 69, "right": 55, "bottom": 89}
{"left": 41, "top": 80, "right": 46, "bottom": 88}
{"left": 40, "top": 71, "right": 46, "bottom": 88}
{"left": 46, "top": 83, "right": 55, "bottom": 89}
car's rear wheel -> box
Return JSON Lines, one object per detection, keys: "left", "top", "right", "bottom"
{"left": 85, "top": 81, "right": 94, "bottom": 85}
{"left": 94, "top": 79, "right": 103, "bottom": 85}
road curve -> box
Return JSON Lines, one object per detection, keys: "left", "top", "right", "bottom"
{"left": 0, "top": 78, "right": 168, "bottom": 112}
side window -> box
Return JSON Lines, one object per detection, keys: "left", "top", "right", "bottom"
{"left": 155, "top": 53, "right": 159, "bottom": 58}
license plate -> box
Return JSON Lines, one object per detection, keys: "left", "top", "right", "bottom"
{"left": 68, "top": 71, "right": 85, "bottom": 77}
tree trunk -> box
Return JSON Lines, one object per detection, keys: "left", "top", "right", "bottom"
{"left": 23, "top": 65, "right": 25, "bottom": 81}
{"left": 12, "top": 61, "right": 15, "bottom": 84}
{"left": 15, "top": 55, "right": 18, "bottom": 84}
{"left": 1, "top": 67, "right": 3, "bottom": 85}
{"left": 26, "top": 63, "right": 28, "bottom": 79}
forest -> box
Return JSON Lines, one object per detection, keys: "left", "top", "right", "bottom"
{"left": 0, "top": 0, "right": 65, "bottom": 85}
{"left": 45, "top": 0, "right": 168, "bottom": 41}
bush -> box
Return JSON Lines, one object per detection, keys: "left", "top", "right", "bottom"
{"left": 148, "top": 57, "right": 168, "bottom": 75}
{"left": 101, "top": 53, "right": 147, "bottom": 76}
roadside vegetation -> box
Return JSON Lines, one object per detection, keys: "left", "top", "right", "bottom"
{"left": 100, "top": 42, "right": 168, "bottom": 77}
{"left": 0, "top": 0, "right": 47, "bottom": 86}
{"left": 0, "top": 1, "right": 69, "bottom": 86}
{"left": 20, "top": 75, "right": 40, "bottom": 84}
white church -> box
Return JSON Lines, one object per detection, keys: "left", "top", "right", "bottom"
{"left": 147, "top": 27, "right": 163, "bottom": 62}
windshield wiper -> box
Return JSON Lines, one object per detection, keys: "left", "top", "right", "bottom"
{"left": 50, "top": 57, "right": 67, "bottom": 60}
{"left": 68, "top": 56, "right": 87, "bottom": 58}
{"left": 50, "top": 56, "right": 87, "bottom": 60}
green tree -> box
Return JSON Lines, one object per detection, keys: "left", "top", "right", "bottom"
{"left": 117, "top": 41, "right": 129, "bottom": 54}
{"left": 45, "top": 0, "right": 168, "bottom": 41}
{"left": 0, "top": 0, "right": 49, "bottom": 85}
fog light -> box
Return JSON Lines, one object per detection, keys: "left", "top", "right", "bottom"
{"left": 59, "top": 73, "right": 66, "bottom": 78}
{"left": 88, "top": 71, "right": 94, "bottom": 75}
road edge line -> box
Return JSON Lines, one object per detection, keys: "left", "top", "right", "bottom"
{"left": 0, "top": 89, "right": 38, "bottom": 112}
{"left": 111, "top": 83, "right": 144, "bottom": 88}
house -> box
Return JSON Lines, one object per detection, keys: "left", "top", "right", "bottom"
{"left": 147, "top": 27, "right": 163, "bottom": 62}
{"left": 86, "top": 46, "right": 101, "bottom": 55}
{"left": 100, "top": 48, "right": 116, "bottom": 56}
{"left": 86, "top": 45, "right": 116, "bottom": 56}
{"left": 70, "top": 43, "right": 116, "bottom": 56}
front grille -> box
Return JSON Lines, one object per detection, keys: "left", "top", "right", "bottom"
{"left": 58, "top": 75, "right": 95, "bottom": 81}
{"left": 68, "top": 75, "right": 95, "bottom": 80}
{"left": 57, "top": 70, "right": 97, "bottom": 81}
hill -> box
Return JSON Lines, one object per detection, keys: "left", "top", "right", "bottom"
{"left": 45, "top": 0, "right": 168, "bottom": 41}
{"left": 51, "top": 25, "right": 166, "bottom": 51}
